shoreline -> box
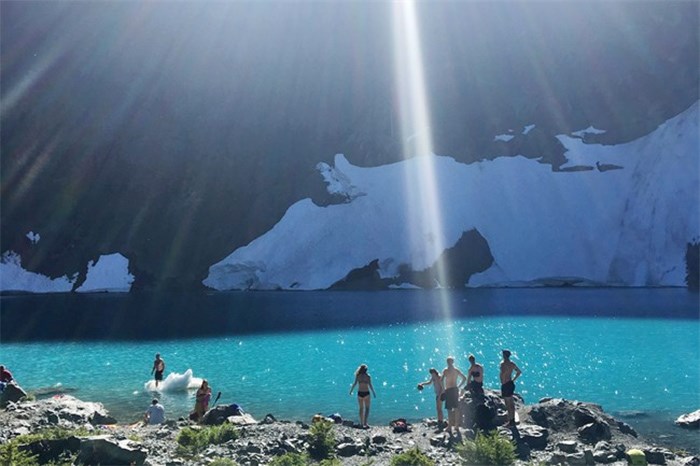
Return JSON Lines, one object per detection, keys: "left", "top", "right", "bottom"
{"left": 1, "top": 387, "right": 698, "bottom": 465}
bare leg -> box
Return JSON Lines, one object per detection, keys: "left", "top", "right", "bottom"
{"left": 364, "top": 397, "right": 371, "bottom": 427}
{"left": 357, "top": 398, "right": 363, "bottom": 426}
{"left": 435, "top": 398, "right": 444, "bottom": 424}
{"left": 505, "top": 397, "right": 515, "bottom": 424}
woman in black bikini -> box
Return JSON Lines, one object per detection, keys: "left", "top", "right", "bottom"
{"left": 349, "top": 364, "right": 376, "bottom": 428}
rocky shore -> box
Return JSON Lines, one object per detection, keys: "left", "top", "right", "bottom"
{"left": 0, "top": 385, "right": 698, "bottom": 466}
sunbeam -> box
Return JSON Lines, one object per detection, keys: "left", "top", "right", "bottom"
{"left": 392, "top": 0, "right": 456, "bottom": 354}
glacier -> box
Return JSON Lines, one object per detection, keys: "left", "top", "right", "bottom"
{"left": 204, "top": 102, "right": 699, "bottom": 290}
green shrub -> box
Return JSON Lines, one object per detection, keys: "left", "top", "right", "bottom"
{"left": 10, "top": 427, "right": 91, "bottom": 446}
{"left": 176, "top": 424, "right": 240, "bottom": 454}
{"left": 457, "top": 431, "right": 516, "bottom": 466}
{"left": 0, "top": 442, "right": 38, "bottom": 466}
{"left": 209, "top": 458, "right": 238, "bottom": 466}
{"left": 318, "top": 459, "right": 342, "bottom": 466}
{"left": 390, "top": 447, "right": 435, "bottom": 466}
{"left": 307, "top": 419, "right": 336, "bottom": 460}
{"left": 269, "top": 452, "right": 310, "bottom": 466}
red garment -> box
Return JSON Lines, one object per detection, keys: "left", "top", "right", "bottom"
{"left": 0, "top": 368, "right": 12, "bottom": 383}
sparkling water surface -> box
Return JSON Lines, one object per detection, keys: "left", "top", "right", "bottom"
{"left": 1, "top": 289, "right": 698, "bottom": 447}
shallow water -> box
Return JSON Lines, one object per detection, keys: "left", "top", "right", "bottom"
{"left": 1, "top": 289, "right": 698, "bottom": 449}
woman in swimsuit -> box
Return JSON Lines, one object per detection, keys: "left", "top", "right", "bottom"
{"left": 194, "top": 379, "right": 212, "bottom": 422}
{"left": 418, "top": 368, "right": 444, "bottom": 426}
{"left": 466, "top": 354, "right": 484, "bottom": 396}
{"left": 349, "top": 364, "right": 376, "bottom": 428}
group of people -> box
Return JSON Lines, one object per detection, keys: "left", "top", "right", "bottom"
{"left": 350, "top": 350, "right": 522, "bottom": 434}
{"left": 145, "top": 353, "right": 212, "bottom": 425}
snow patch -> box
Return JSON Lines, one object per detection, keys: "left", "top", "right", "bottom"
{"left": 77, "top": 253, "right": 134, "bottom": 292}
{"left": 26, "top": 231, "right": 40, "bottom": 244}
{"left": 522, "top": 124, "right": 535, "bottom": 135}
{"left": 0, "top": 251, "right": 75, "bottom": 292}
{"left": 572, "top": 125, "right": 607, "bottom": 137}
{"left": 494, "top": 134, "right": 515, "bottom": 142}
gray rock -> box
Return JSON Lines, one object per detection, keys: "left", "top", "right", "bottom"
{"left": 675, "top": 409, "right": 700, "bottom": 429}
{"left": 336, "top": 442, "right": 362, "bottom": 457}
{"left": 518, "top": 424, "right": 549, "bottom": 450}
{"left": 680, "top": 456, "right": 700, "bottom": 466}
{"left": 567, "top": 451, "right": 587, "bottom": 466}
{"left": 644, "top": 447, "right": 673, "bottom": 465}
{"left": 0, "top": 383, "right": 27, "bottom": 407}
{"left": 77, "top": 435, "right": 147, "bottom": 465}
{"left": 584, "top": 449, "right": 594, "bottom": 465}
{"left": 262, "top": 414, "right": 276, "bottom": 424}
{"left": 226, "top": 413, "right": 257, "bottom": 426}
{"left": 578, "top": 421, "right": 611, "bottom": 444}
{"left": 90, "top": 411, "right": 117, "bottom": 425}
{"left": 616, "top": 420, "right": 637, "bottom": 437}
{"left": 372, "top": 434, "right": 387, "bottom": 444}
{"left": 20, "top": 436, "right": 82, "bottom": 464}
{"left": 558, "top": 440, "right": 578, "bottom": 453}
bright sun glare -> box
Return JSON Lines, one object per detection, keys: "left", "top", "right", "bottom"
{"left": 392, "top": 1, "right": 456, "bottom": 354}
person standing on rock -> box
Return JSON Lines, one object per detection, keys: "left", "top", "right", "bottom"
{"left": 466, "top": 354, "right": 484, "bottom": 396}
{"left": 441, "top": 356, "right": 467, "bottom": 436}
{"left": 500, "top": 349, "right": 522, "bottom": 427}
{"left": 144, "top": 398, "right": 165, "bottom": 425}
{"left": 418, "top": 368, "right": 445, "bottom": 427}
{"left": 151, "top": 353, "right": 165, "bottom": 388}
{"left": 349, "top": 364, "right": 376, "bottom": 428}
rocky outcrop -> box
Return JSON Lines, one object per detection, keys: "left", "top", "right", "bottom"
{"left": 675, "top": 410, "right": 700, "bottom": 429}
{"left": 0, "top": 394, "right": 698, "bottom": 466}
{"left": 76, "top": 436, "right": 147, "bottom": 466}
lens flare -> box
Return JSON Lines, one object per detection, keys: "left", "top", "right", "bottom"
{"left": 392, "top": 1, "right": 455, "bottom": 353}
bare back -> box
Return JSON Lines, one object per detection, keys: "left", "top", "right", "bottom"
{"left": 500, "top": 360, "right": 520, "bottom": 384}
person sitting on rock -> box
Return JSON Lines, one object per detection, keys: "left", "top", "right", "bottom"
{"left": 144, "top": 398, "right": 165, "bottom": 425}
{"left": 0, "top": 365, "right": 13, "bottom": 392}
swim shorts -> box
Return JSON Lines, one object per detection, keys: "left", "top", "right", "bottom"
{"left": 444, "top": 387, "right": 459, "bottom": 410}
{"left": 470, "top": 381, "right": 484, "bottom": 395}
{"left": 155, "top": 370, "right": 164, "bottom": 381}
{"left": 501, "top": 380, "right": 515, "bottom": 397}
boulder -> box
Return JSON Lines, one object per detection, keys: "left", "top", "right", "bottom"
{"left": 675, "top": 409, "right": 700, "bottom": 429}
{"left": 77, "top": 436, "right": 147, "bottom": 465}
{"left": 459, "top": 389, "right": 521, "bottom": 430}
{"left": 517, "top": 424, "right": 549, "bottom": 450}
{"left": 617, "top": 420, "right": 638, "bottom": 437}
{"left": 558, "top": 440, "right": 578, "bottom": 453}
{"left": 336, "top": 442, "right": 362, "bottom": 457}
{"left": 0, "top": 382, "right": 27, "bottom": 407}
{"left": 20, "top": 436, "right": 81, "bottom": 464}
{"left": 89, "top": 411, "right": 117, "bottom": 425}
{"left": 577, "top": 421, "right": 611, "bottom": 444}
{"left": 227, "top": 413, "right": 258, "bottom": 426}
{"left": 202, "top": 404, "right": 244, "bottom": 425}
{"left": 644, "top": 447, "right": 673, "bottom": 465}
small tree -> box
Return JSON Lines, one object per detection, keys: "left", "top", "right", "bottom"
{"left": 390, "top": 447, "right": 435, "bottom": 466}
{"left": 308, "top": 419, "right": 336, "bottom": 460}
{"left": 457, "top": 430, "right": 516, "bottom": 466}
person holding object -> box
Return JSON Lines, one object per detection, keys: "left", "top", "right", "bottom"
{"left": 194, "top": 380, "right": 212, "bottom": 422}
{"left": 418, "top": 368, "right": 445, "bottom": 427}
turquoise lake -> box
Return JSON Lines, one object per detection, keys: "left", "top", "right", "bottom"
{"left": 1, "top": 289, "right": 698, "bottom": 447}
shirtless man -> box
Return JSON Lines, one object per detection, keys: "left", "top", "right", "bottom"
{"left": 499, "top": 349, "right": 522, "bottom": 427}
{"left": 466, "top": 354, "right": 484, "bottom": 396}
{"left": 441, "top": 356, "right": 467, "bottom": 435}
{"left": 151, "top": 353, "right": 165, "bottom": 388}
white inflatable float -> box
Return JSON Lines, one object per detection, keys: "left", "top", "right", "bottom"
{"left": 144, "top": 368, "right": 202, "bottom": 392}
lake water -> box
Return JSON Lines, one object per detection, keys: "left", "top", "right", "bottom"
{"left": 1, "top": 289, "right": 698, "bottom": 449}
